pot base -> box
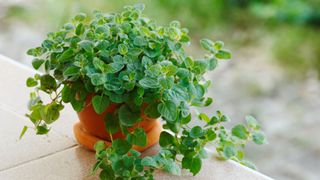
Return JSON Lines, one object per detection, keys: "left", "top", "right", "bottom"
{"left": 73, "top": 120, "right": 162, "bottom": 152}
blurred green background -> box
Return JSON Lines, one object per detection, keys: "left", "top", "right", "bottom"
{"left": 0, "top": 0, "right": 319, "bottom": 179}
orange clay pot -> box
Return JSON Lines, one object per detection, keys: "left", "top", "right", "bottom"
{"left": 73, "top": 94, "right": 162, "bottom": 152}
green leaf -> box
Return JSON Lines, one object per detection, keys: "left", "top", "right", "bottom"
{"left": 92, "top": 95, "right": 110, "bottom": 114}
{"left": 75, "top": 23, "right": 84, "bottom": 35}
{"left": 158, "top": 101, "right": 177, "bottom": 122}
{"left": 162, "top": 64, "right": 178, "bottom": 76}
{"left": 118, "top": 44, "right": 128, "bottom": 55}
{"left": 163, "top": 85, "right": 189, "bottom": 104}
{"left": 27, "top": 47, "right": 43, "bottom": 56}
{"left": 185, "top": 56, "right": 194, "bottom": 68}
{"left": 220, "top": 115, "right": 230, "bottom": 122}
{"left": 182, "top": 157, "right": 192, "bottom": 169}
{"left": 159, "top": 77, "right": 174, "bottom": 89}
{"left": 36, "top": 125, "right": 50, "bottom": 135}
{"left": 27, "top": 92, "right": 41, "bottom": 110}
{"left": 214, "top": 41, "right": 224, "bottom": 50}
{"left": 109, "top": 93, "right": 127, "bottom": 103}
{"left": 189, "top": 157, "right": 202, "bottom": 176}
{"left": 190, "top": 126, "right": 204, "bottom": 138}
{"left": 27, "top": 104, "right": 42, "bottom": 123}
{"left": 104, "top": 113, "right": 119, "bottom": 134}
{"left": 19, "top": 126, "right": 28, "bottom": 139}
{"left": 168, "top": 27, "right": 181, "bottom": 40}
{"left": 44, "top": 103, "right": 64, "bottom": 124}
{"left": 126, "top": 128, "right": 147, "bottom": 147}
{"left": 200, "top": 38, "right": 215, "bottom": 53}
{"left": 90, "top": 73, "right": 106, "bottom": 86}
{"left": 245, "top": 115, "right": 261, "bottom": 130}
{"left": 112, "top": 139, "right": 132, "bottom": 155}
{"left": 74, "top": 12, "right": 87, "bottom": 21}
{"left": 144, "top": 103, "right": 161, "bottom": 118}
{"left": 105, "top": 63, "right": 124, "bottom": 74}
{"left": 139, "top": 77, "right": 159, "bottom": 89}
{"left": 207, "top": 58, "right": 218, "bottom": 70}
{"left": 79, "top": 40, "right": 93, "bottom": 52}
{"left": 232, "top": 124, "right": 249, "bottom": 140}
{"left": 63, "top": 66, "right": 80, "bottom": 77}
{"left": 118, "top": 105, "right": 141, "bottom": 126}
{"left": 93, "top": 57, "right": 106, "bottom": 72}
{"left": 199, "top": 148, "right": 209, "bottom": 159}
{"left": 193, "top": 60, "right": 208, "bottom": 74}
{"left": 61, "top": 85, "right": 74, "bottom": 103}
{"left": 95, "top": 26, "right": 110, "bottom": 37}
{"left": 104, "top": 78, "right": 122, "bottom": 91}
{"left": 26, "top": 77, "right": 38, "bottom": 87}
{"left": 129, "top": 149, "right": 141, "bottom": 157}
{"left": 180, "top": 101, "right": 190, "bottom": 118}
{"left": 176, "top": 68, "right": 190, "bottom": 79}
{"left": 134, "top": 36, "right": 147, "bottom": 46}
{"left": 32, "top": 59, "right": 45, "bottom": 70}
{"left": 181, "top": 114, "right": 191, "bottom": 124}
{"left": 93, "top": 57, "right": 124, "bottom": 73}
{"left": 207, "top": 116, "right": 219, "bottom": 126}
{"left": 159, "top": 131, "right": 174, "bottom": 147}
{"left": 99, "top": 166, "right": 115, "bottom": 180}
{"left": 71, "top": 99, "right": 85, "bottom": 112}
{"left": 206, "top": 129, "right": 216, "bottom": 141}
{"left": 198, "top": 113, "right": 210, "bottom": 123}
{"left": 223, "top": 144, "right": 236, "bottom": 159}
{"left": 204, "top": 97, "right": 213, "bottom": 106}
{"left": 40, "top": 74, "right": 57, "bottom": 90}
{"left": 94, "top": 141, "right": 106, "bottom": 152}
{"left": 42, "top": 40, "right": 54, "bottom": 49}
{"left": 145, "top": 64, "right": 162, "bottom": 77}
{"left": 58, "top": 48, "right": 74, "bottom": 62}
{"left": 252, "top": 131, "right": 267, "bottom": 145}
{"left": 141, "top": 157, "right": 157, "bottom": 168}
{"left": 162, "top": 159, "right": 181, "bottom": 175}
{"left": 91, "top": 161, "right": 103, "bottom": 175}
{"left": 215, "top": 50, "right": 231, "bottom": 59}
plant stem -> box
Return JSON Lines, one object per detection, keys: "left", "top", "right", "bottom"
{"left": 109, "top": 132, "right": 113, "bottom": 142}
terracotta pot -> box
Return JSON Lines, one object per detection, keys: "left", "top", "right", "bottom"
{"left": 73, "top": 94, "right": 162, "bottom": 152}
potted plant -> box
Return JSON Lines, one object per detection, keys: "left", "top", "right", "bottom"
{"left": 22, "top": 4, "right": 266, "bottom": 179}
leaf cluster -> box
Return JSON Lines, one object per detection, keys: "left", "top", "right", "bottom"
{"left": 22, "top": 4, "right": 266, "bottom": 179}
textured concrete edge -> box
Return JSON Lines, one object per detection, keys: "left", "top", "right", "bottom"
{"left": 0, "top": 145, "right": 83, "bottom": 174}
{"left": 0, "top": 54, "right": 37, "bottom": 74}
{"left": 0, "top": 144, "right": 78, "bottom": 172}
{"left": 228, "top": 160, "right": 274, "bottom": 180}
{"left": 205, "top": 148, "right": 274, "bottom": 180}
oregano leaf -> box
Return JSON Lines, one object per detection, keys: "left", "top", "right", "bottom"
{"left": 112, "top": 139, "right": 132, "bottom": 155}
{"left": 252, "top": 131, "right": 267, "bottom": 145}
{"left": 118, "top": 105, "right": 141, "bottom": 126}
{"left": 232, "top": 124, "right": 249, "bottom": 140}
{"left": 92, "top": 95, "right": 110, "bottom": 114}
{"left": 158, "top": 101, "right": 177, "bottom": 122}
{"left": 127, "top": 128, "right": 147, "bottom": 147}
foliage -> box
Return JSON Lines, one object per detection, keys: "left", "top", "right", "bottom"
{"left": 4, "top": 0, "right": 320, "bottom": 79}
{"left": 272, "top": 26, "right": 320, "bottom": 79}
{"left": 22, "top": 4, "right": 266, "bottom": 179}
{"left": 249, "top": 0, "right": 320, "bottom": 27}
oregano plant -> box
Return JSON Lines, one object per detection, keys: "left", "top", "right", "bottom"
{"left": 22, "top": 4, "right": 267, "bottom": 179}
